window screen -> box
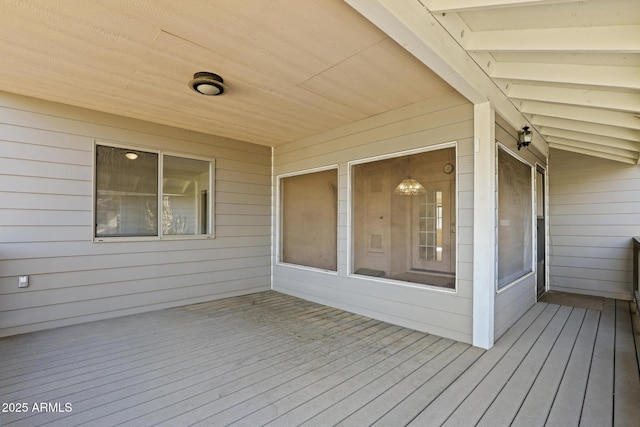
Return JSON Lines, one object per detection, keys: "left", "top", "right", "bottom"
{"left": 352, "top": 148, "right": 456, "bottom": 289}
{"left": 497, "top": 148, "right": 533, "bottom": 288}
{"left": 280, "top": 169, "right": 338, "bottom": 271}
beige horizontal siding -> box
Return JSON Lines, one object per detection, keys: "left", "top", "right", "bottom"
{"left": 494, "top": 114, "right": 546, "bottom": 340}
{"left": 549, "top": 148, "right": 640, "bottom": 300}
{"left": 0, "top": 91, "right": 272, "bottom": 338}
{"left": 273, "top": 92, "right": 475, "bottom": 344}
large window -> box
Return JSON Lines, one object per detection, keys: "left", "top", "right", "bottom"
{"left": 352, "top": 147, "right": 456, "bottom": 289}
{"left": 279, "top": 168, "right": 338, "bottom": 271}
{"left": 95, "top": 144, "right": 213, "bottom": 240}
{"left": 497, "top": 147, "right": 533, "bottom": 288}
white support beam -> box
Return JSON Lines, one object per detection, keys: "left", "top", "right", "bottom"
{"left": 473, "top": 102, "right": 496, "bottom": 349}
{"left": 521, "top": 101, "right": 640, "bottom": 130}
{"left": 546, "top": 136, "right": 638, "bottom": 161}
{"left": 549, "top": 142, "right": 638, "bottom": 165}
{"left": 466, "top": 25, "right": 640, "bottom": 53}
{"left": 532, "top": 116, "right": 640, "bottom": 142}
{"left": 540, "top": 127, "right": 640, "bottom": 152}
{"left": 491, "top": 62, "right": 640, "bottom": 90}
{"left": 508, "top": 84, "right": 640, "bottom": 113}
{"left": 425, "top": 0, "right": 576, "bottom": 13}
{"left": 344, "top": 0, "right": 548, "bottom": 157}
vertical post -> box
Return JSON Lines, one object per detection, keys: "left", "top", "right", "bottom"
{"left": 633, "top": 238, "right": 639, "bottom": 315}
{"left": 473, "top": 102, "right": 496, "bottom": 349}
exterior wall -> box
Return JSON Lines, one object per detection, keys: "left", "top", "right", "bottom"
{"left": 0, "top": 91, "right": 272, "bottom": 338}
{"left": 493, "top": 115, "right": 546, "bottom": 340}
{"left": 549, "top": 148, "right": 640, "bottom": 300}
{"left": 273, "top": 92, "right": 475, "bottom": 343}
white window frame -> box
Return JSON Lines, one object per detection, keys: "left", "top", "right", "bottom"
{"left": 93, "top": 141, "right": 215, "bottom": 242}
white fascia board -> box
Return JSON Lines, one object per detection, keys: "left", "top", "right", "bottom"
{"left": 466, "top": 25, "right": 640, "bottom": 53}
{"left": 344, "top": 0, "right": 548, "bottom": 157}
{"left": 508, "top": 84, "right": 640, "bottom": 113}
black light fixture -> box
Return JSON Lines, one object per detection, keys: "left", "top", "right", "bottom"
{"left": 188, "top": 72, "right": 226, "bottom": 96}
{"left": 517, "top": 126, "right": 532, "bottom": 150}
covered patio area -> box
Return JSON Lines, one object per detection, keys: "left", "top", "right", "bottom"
{"left": 1, "top": 291, "right": 638, "bottom": 426}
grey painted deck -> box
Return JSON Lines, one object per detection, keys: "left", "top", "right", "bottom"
{"left": 0, "top": 291, "right": 638, "bottom": 426}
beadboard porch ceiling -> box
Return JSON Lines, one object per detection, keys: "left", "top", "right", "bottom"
{"left": 0, "top": 1, "right": 638, "bottom": 164}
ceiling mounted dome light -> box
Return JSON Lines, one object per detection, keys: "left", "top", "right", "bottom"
{"left": 188, "top": 72, "right": 226, "bottom": 96}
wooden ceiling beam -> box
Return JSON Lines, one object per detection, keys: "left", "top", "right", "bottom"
{"left": 540, "top": 127, "right": 640, "bottom": 152}
{"left": 465, "top": 25, "right": 640, "bottom": 53}
{"left": 508, "top": 84, "right": 640, "bottom": 114}
{"left": 546, "top": 136, "right": 638, "bottom": 160}
{"left": 521, "top": 100, "right": 640, "bottom": 130}
{"left": 532, "top": 116, "right": 640, "bottom": 142}
{"left": 549, "top": 142, "right": 638, "bottom": 165}
{"left": 424, "top": 0, "right": 576, "bottom": 13}
{"left": 491, "top": 62, "right": 640, "bottom": 90}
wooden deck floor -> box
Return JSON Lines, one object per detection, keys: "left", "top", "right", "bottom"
{"left": 0, "top": 291, "right": 638, "bottom": 426}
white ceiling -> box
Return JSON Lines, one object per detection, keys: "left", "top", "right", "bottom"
{"left": 0, "top": 0, "right": 454, "bottom": 147}
{"left": 0, "top": 0, "right": 638, "bottom": 163}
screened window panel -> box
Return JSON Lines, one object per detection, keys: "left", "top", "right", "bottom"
{"left": 352, "top": 148, "right": 456, "bottom": 289}
{"left": 497, "top": 148, "right": 533, "bottom": 288}
{"left": 162, "top": 156, "right": 210, "bottom": 235}
{"left": 280, "top": 169, "right": 338, "bottom": 271}
{"left": 95, "top": 145, "right": 158, "bottom": 237}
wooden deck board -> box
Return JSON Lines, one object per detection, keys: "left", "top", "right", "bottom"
{"left": 476, "top": 305, "right": 575, "bottom": 426}
{"left": 219, "top": 327, "right": 413, "bottom": 427}
{"left": 613, "top": 300, "right": 640, "bottom": 426}
{"left": 581, "top": 298, "right": 616, "bottom": 426}
{"left": 545, "top": 309, "right": 600, "bottom": 426}
{"left": 438, "top": 304, "right": 563, "bottom": 426}
{"left": 0, "top": 291, "right": 638, "bottom": 427}
{"left": 298, "top": 338, "right": 459, "bottom": 427}
{"left": 505, "top": 308, "right": 586, "bottom": 426}
{"left": 0, "top": 301, "right": 340, "bottom": 403}
{"left": 46, "top": 316, "right": 382, "bottom": 426}
{"left": 342, "top": 342, "right": 480, "bottom": 427}
{"left": 157, "top": 328, "right": 420, "bottom": 426}
{"left": 370, "top": 345, "right": 484, "bottom": 426}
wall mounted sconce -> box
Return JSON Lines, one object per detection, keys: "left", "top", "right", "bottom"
{"left": 125, "top": 151, "right": 138, "bottom": 160}
{"left": 189, "top": 72, "right": 226, "bottom": 96}
{"left": 517, "top": 126, "right": 532, "bottom": 150}
{"left": 393, "top": 176, "right": 426, "bottom": 195}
